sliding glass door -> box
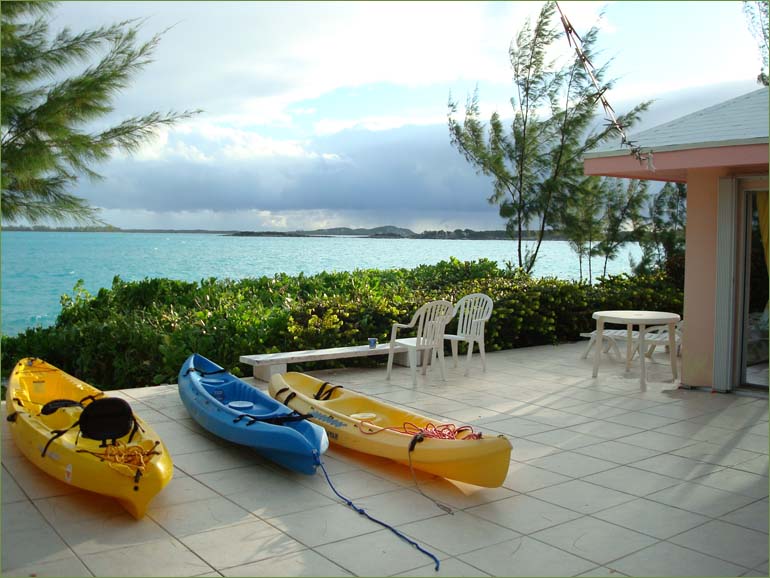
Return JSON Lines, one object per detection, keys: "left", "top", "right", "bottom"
{"left": 741, "top": 189, "right": 769, "bottom": 389}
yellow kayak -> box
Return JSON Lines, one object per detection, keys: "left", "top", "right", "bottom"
{"left": 269, "top": 372, "right": 512, "bottom": 487}
{"left": 5, "top": 358, "right": 173, "bottom": 518}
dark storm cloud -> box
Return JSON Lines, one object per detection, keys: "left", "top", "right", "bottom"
{"left": 78, "top": 124, "right": 496, "bottom": 215}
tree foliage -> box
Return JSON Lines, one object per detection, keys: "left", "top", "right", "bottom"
{"left": 448, "top": 1, "right": 650, "bottom": 273}
{"left": 596, "top": 178, "right": 648, "bottom": 278}
{"left": 560, "top": 177, "right": 604, "bottom": 282}
{"left": 1, "top": 260, "right": 683, "bottom": 389}
{"left": 1, "top": 1, "right": 199, "bottom": 224}
{"left": 632, "top": 182, "right": 687, "bottom": 284}
{"left": 559, "top": 177, "right": 647, "bottom": 283}
{"left": 743, "top": 0, "right": 769, "bottom": 86}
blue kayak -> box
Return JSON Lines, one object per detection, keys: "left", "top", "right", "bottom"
{"left": 178, "top": 354, "right": 328, "bottom": 475}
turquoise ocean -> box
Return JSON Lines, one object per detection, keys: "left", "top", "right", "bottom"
{"left": 1, "top": 231, "right": 641, "bottom": 336}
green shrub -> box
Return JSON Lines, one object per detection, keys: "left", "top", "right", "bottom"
{"left": 1, "top": 260, "right": 683, "bottom": 389}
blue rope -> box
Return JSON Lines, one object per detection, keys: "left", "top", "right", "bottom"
{"left": 315, "top": 456, "right": 440, "bottom": 571}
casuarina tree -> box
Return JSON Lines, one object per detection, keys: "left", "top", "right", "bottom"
{"left": 448, "top": 1, "right": 649, "bottom": 273}
{"left": 595, "top": 178, "right": 649, "bottom": 278}
{"left": 1, "top": 1, "right": 199, "bottom": 224}
{"left": 743, "top": 0, "right": 769, "bottom": 86}
{"left": 632, "top": 182, "right": 687, "bottom": 284}
{"left": 560, "top": 176, "right": 604, "bottom": 282}
{"left": 560, "top": 177, "right": 648, "bottom": 283}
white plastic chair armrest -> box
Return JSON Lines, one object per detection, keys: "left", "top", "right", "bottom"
{"left": 389, "top": 322, "right": 411, "bottom": 343}
{"left": 642, "top": 324, "right": 680, "bottom": 343}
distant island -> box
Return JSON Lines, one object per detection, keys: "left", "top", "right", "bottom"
{"left": 2, "top": 225, "right": 234, "bottom": 234}
{"left": 3, "top": 224, "right": 567, "bottom": 240}
{"left": 231, "top": 226, "right": 566, "bottom": 240}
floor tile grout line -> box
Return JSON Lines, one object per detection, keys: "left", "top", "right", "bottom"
{"left": 600, "top": 536, "right": 754, "bottom": 574}
{"left": 172, "top": 443, "right": 451, "bottom": 559}
{"left": 8, "top": 493, "right": 97, "bottom": 577}
{"left": 3, "top": 347, "right": 765, "bottom": 577}
{"left": 163, "top": 473, "right": 371, "bottom": 575}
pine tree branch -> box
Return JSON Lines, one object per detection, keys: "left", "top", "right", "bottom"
{"left": 0, "top": 2, "right": 201, "bottom": 224}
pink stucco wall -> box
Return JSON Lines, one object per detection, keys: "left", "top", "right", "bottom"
{"left": 681, "top": 168, "right": 730, "bottom": 387}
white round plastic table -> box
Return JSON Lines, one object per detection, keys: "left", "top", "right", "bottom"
{"left": 591, "top": 310, "right": 681, "bottom": 390}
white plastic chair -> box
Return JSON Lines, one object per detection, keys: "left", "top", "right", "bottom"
{"left": 386, "top": 300, "right": 454, "bottom": 385}
{"left": 637, "top": 320, "right": 684, "bottom": 359}
{"left": 581, "top": 320, "right": 684, "bottom": 361}
{"left": 443, "top": 293, "right": 494, "bottom": 375}
{"left": 580, "top": 329, "right": 625, "bottom": 360}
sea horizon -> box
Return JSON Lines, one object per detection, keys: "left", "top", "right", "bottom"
{"left": 1, "top": 224, "right": 555, "bottom": 241}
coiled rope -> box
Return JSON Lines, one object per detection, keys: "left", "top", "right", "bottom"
{"left": 77, "top": 441, "right": 161, "bottom": 475}
{"left": 357, "top": 420, "right": 482, "bottom": 440}
{"left": 356, "top": 421, "right": 479, "bottom": 515}
{"left": 316, "top": 455, "right": 441, "bottom": 571}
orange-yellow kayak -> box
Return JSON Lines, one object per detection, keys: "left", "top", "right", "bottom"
{"left": 269, "top": 372, "right": 511, "bottom": 487}
{"left": 5, "top": 358, "right": 173, "bottom": 518}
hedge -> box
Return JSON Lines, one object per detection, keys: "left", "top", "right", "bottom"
{"left": 1, "top": 258, "right": 683, "bottom": 390}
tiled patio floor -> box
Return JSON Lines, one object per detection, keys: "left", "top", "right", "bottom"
{"left": 2, "top": 342, "right": 768, "bottom": 576}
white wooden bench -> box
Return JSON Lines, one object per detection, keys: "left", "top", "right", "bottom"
{"left": 240, "top": 343, "right": 409, "bottom": 382}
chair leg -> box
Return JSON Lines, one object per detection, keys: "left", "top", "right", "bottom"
{"left": 409, "top": 349, "right": 417, "bottom": 385}
{"left": 581, "top": 336, "right": 595, "bottom": 359}
{"left": 450, "top": 340, "right": 458, "bottom": 368}
{"left": 464, "top": 339, "right": 474, "bottom": 376}
{"left": 386, "top": 347, "right": 394, "bottom": 380}
{"left": 437, "top": 346, "right": 447, "bottom": 381}
{"left": 421, "top": 349, "right": 429, "bottom": 375}
{"left": 479, "top": 338, "right": 486, "bottom": 372}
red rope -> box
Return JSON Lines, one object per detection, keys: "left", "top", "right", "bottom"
{"left": 357, "top": 420, "right": 482, "bottom": 440}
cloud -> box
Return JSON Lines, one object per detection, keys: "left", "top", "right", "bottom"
{"left": 44, "top": 1, "right": 762, "bottom": 233}
{"left": 126, "top": 120, "right": 335, "bottom": 163}
{"left": 78, "top": 123, "right": 495, "bottom": 217}
{"left": 52, "top": 1, "right": 551, "bottom": 128}
{"left": 76, "top": 79, "right": 758, "bottom": 232}
{"left": 313, "top": 114, "right": 447, "bottom": 136}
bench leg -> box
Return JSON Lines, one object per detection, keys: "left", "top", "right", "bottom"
{"left": 393, "top": 351, "right": 416, "bottom": 367}
{"left": 252, "top": 364, "right": 287, "bottom": 382}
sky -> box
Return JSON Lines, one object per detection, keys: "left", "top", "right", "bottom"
{"left": 45, "top": 1, "right": 763, "bottom": 232}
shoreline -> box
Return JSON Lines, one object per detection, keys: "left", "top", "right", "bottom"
{"left": 2, "top": 229, "right": 569, "bottom": 241}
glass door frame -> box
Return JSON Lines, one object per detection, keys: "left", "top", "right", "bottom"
{"left": 737, "top": 178, "right": 769, "bottom": 390}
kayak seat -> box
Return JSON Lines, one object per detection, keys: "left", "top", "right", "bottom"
{"left": 203, "top": 379, "right": 274, "bottom": 413}
{"left": 228, "top": 400, "right": 255, "bottom": 411}
{"left": 79, "top": 397, "right": 137, "bottom": 446}
{"left": 40, "top": 399, "right": 82, "bottom": 415}
{"left": 202, "top": 379, "right": 238, "bottom": 403}
{"left": 38, "top": 403, "right": 84, "bottom": 430}
{"left": 200, "top": 377, "right": 232, "bottom": 386}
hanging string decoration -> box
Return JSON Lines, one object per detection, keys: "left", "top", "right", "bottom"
{"left": 555, "top": 1, "right": 655, "bottom": 171}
